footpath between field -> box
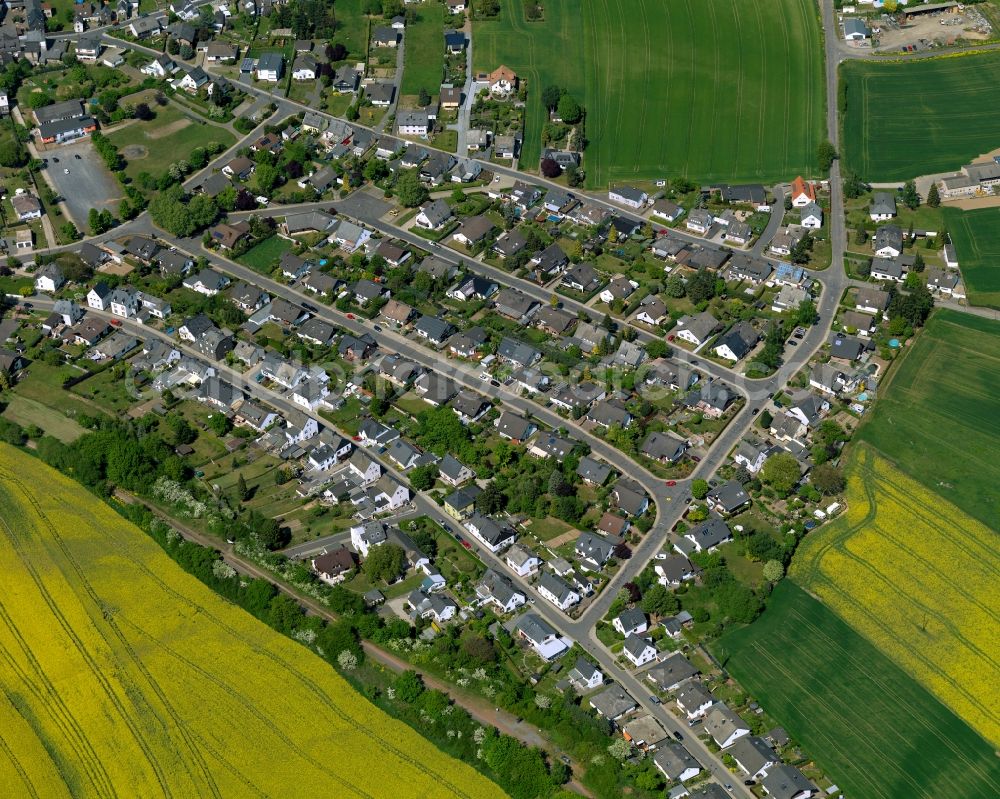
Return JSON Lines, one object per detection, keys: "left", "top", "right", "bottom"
{"left": 113, "top": 490, "right": 593, "bottom": 798}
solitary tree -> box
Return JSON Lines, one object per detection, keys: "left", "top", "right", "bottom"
{"left": 761, "top": 452, "right": 801, "bottom": 494}
{"left": 363, "top": 543, "right": 406, "bottom": 583}
{"left": 762, "top": 559, "right": 785, "bottom": 583}
{"left": 926, "top": 182, "right": 940, "bottom": 208}
{"left": 901, "top": 179, "right": 920, "bottom": 210}
{"left": 541, "top": 84, "right": 562, "bottom": 110}
{"left": 557, "top": 93, "right": 582, "bottom": 124}
{"left": 811, "top": 463, "right": 846, "bottom": 495}
{"left": 817, "top": 140, "right": 837, "bottom": 171}
{"left": 540, "top": 157, "right": 561, "bottom": 178}
{"left": 691, "top": 479, "right": 710, "bottom": 500}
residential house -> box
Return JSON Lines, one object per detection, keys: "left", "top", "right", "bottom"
{"left": 505, "top": 543, "right": 541, "bottom": 577}
{"left": 515, "top": 614, "right": 568, "bottom": 660}
{"left": 494, "top": 289, "right": 538, "bottom": 322}
{"left": 86, "top": 282, "right": 112, "bottom": 311}
{"left": 712, "top": 321, "right": 759, "bottom": 362}
{"left": 495, "top": 411, "right": 535, "bottom": 442}
{"left": 34, "top": 264, "right": 64, "bottom": 293}
{"left": 414, "top": 314, "right": 454, "bottom": 346}
{"left": 255, "top": 52, "right": 284, "bottom": 82}
{"left": 465, "top": 514, "right": 516, "bottom": 553}
{"left": 654, "top": 554, "right": 696, "bottom": 588}
{"left": 397, "top": 109, "right": 429, "bottom": 136}
{"left": 608, "top": 186, "right": 647, "bottom": 209}
{"left": 645, "top": 652, "right": 699, "bottom": 692}
{"left": 475, "top": 569, "right": 526, "bottom": 614}
{"left": 653, "top": 745, "right": 701, "bottom": 783}
{"left": 528, "top": 243, "right": 569, "bottom": 280}
{"left": 640, "top": 431, "right": 687, "bottom": 464}
{"left": 577, "top": 456, "right": 612, "bottom": 486}
{"left": 407, "top": 590, "right": 457, "bottom": 623}
{"left": 537, "top": 571, "right": 580, "bottom": 611}
{"left": 761, "top": 766, "right": 815, "bottom": 799}
{"left": 686, "top": 208, "right": 715, "bottom": 234}
{"left": 870, "top": 254, "right": 913, "bottom": 283}
{"left": 599, "top": 276, "right": 638, "bottom": 306}
{"left": 450, "top": 390, "right": 490, "bottom": 423}
{"left": 674, "top": 312, "right": 721, "bottom": 347}
{"left": 576, "top": 532, "right": 617, "bottom": 573}
{"left": 487, "top": 64, "right": 517, "bottom": 96}
{"left": 589, "top": 684, "right": 637, "bottom": 720}
{"left": 854, "top": 286, "right": 890, "bottom": 315}
{"left": 799, "top": 201, "right": 823, "bottom": 229}
{"left": 790, "top": 176, "right": 815, "bottom": 207}
{"left": 873, "top": 224, "right": 904, "bottom": 258}
{"left": 311, "top": 547, "right": 355, "bottom": 586}
{"left": 612, "top": 479, "right": 649, "bottom": 517}
{"left": 493, "top": 230, "right": 529, "bottom": 260}
{"left": 679, "top": 518, "right": 732, "bottom": 554}
{"left": 437, "top": 454, "right": 473, "bottom": 487}
{"left": 870, "top": 192, "right": 896, "bottom": 221}
{"left": 567, "top": 658, "right": 604, "bottom": 692}
{"left": 414, "top": 200, "right": 453, "bottom": 230}
{"left": 623, "top": 635, "right": 658, "bottom": 667}
{"left": 613, "top": 608, "right": 648, "bottom": 637}
{"left": 208, "top": 222, "right": 250, "bottom": 250}
{"left": 706, "top": 481, "right": 751, "bottom": 516}
{"left": 651, "top": 199, "right": 685, "bottom": 222}
{"left": 11, "top": 193, "right": 42, "bottom": 221}
{"left": 443, "top": 485, "right": 480, "bottom": 520}
{"left": 561, "top": 262, "right": 603, "bottom": 295}
{"left": 676, "top": 681, "right": 714, "bottom": 720}
{"left": 635, "top": 295, "right": 668, "bottom": 326}
{"left": 727, "top": 736, "right": 778, "bottom": 781}
{"left": 704, "top": 704, "right": 751, "bottom": 749}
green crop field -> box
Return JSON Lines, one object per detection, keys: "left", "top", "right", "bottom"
{"left": 857, "top": 309, "right": 1000, "bottom": 529}
{"left": 716, "top": 581, "right": 1000, "bottom": 799}
{"left": 473, "top": 0, "right": 825, "bottom": 186}
{"left": 841, "top": 53, "right": 1000, "bottom": 181}
{"left": 942, "top": 206, "right": 1000, "bottom": 308}
{"left": 400, "top": 2, "right": 445, "bottom": 97}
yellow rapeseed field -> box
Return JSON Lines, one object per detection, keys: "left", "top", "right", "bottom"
{"left": 793, "top": 444, "right": 1000, "bottom": 747}
{"left": 0, "top": 444, "right": 507, "bottom": 798}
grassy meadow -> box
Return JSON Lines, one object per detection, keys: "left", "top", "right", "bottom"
{"left": 400, "top": 2, "right": 446, "bottom": 97}
{"left": 717, "top": 581, "right": 1000, "bottom": 799}
{"left": 841, "top": 53, "right": 1000, "bottom": 181}
{"left": 106, "top": 100, "right": 235, "bottom": 182}
{"left": 942, "top": 206, "right": 1000, "bottom": 308}
{"left": 473, "top": 0, "right": 825, "bottom": 186}
{"left": 0, "top": 444, "right": 506, "bottom": 798}
{"left": 793, "top": 444, "right": 1000, "bottom": 747}
{"left": 856, "top": 309, "right": 1000, "bottom": 528}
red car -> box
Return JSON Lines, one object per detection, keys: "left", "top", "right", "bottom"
{"left": 109, "top": 319, "right": 122, "bottom": 327}
{"left": 665, "top": 480, "right": 677, "bottom": 487}
{"left": 346, "top": 313, "right": 355, "bottom": 320}
{"left": 461, "top": 540, "right": 472, "bottom": 550}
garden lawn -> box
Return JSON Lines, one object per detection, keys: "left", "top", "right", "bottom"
{"left": 841, "top": 52, "right": 1000, "bottom": 181}
{"left": 942, "top": 206, "right": 1000, "bottom": 308}
{"left": 793, "top": 443, "right": 1000, "bottom": 747}
{"left": 856, "top": 309, "right": 1000, "bottom": 528}
{"left": 473, "top": 0, "right": 824, "bottom": 186}
{"left": 106, "top": 102, "right": 235, "bottom": 181}
{"left": 236, "top": 235, "right": 293, "bottom": 273}
{"left": 715, "top": 581, "right": 1000, "bottom": 799}
{"left": 332, "top": 0, "right": 372, "bottom": 60}
{"left": 400, "top": 2, "right": 445, "bottom": 97}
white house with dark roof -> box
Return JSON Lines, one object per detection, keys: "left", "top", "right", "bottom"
{"left": 537, "top": 571, "right": 580, "bottom": 611}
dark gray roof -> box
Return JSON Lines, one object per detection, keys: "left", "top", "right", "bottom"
{"left": 686, "top": 518, "right": 732, "bottom": 550}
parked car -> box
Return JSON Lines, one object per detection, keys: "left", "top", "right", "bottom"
{"left": 665, "top": 480, "right": 677, "bottom": 487}
{"left": 373, "top": 325, "right": 383, "bottom": 332}
{"left": 672, "top": 731, "right": 683, "bottom": 741}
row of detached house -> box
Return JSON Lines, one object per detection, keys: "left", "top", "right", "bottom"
{"left": 517, "top": 618, "right": 818, "bottom": 799}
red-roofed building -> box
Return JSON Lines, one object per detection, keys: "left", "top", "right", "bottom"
{"left": 790, "top": 175, "right": 816, "bottom": 208}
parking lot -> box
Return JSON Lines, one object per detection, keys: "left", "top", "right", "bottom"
{"left": 41, "top": 138, "right": 122, "bottom": 228}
